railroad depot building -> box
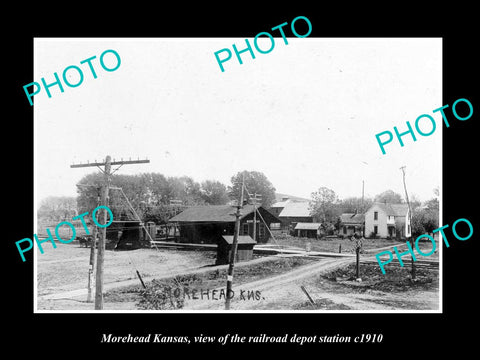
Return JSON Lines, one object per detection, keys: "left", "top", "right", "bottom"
{"left": 169, "top": 204, "right": 281, "bottom": 244}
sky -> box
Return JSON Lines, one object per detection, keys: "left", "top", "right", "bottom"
{"left": 34, "top": 37, "right": 442, "bottom": 206}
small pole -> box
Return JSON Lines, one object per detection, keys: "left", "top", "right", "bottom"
{"left": 400, "top": 166, "right": 415, "bottom": 280}
{"left": 300, "top": 285, "right": 316, "bottom": 307}
{"left": 87, "top": 222, "right": 98, "bottom": 302}
{"left": 87, "top": 189, "right": 100, "bottom": 302}
{"left": 356, "top": 247, "right": 360, "bottom": 279}
{"left": 253, "top": 193, "right": 257, "bottom": 242}
{"left": 339, "top": 244, "right": 342, "bottom": 253}
{"left": 136, "top": 270, "right": 146, "bottom": 289}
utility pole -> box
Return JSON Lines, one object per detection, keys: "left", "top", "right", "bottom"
{"left": 87, "top": 222, "right": 98, "bottom": 302}
{"left": 76, "top": 183, "right": 100, "bottom": 302}
{"left": 71, "top": 156, "right": 150, "bottom": 310}
{"left": 251, "top": 192, "right": 262, "bottom": 242}
{"left": 400, "top": 166, "right": 415, "bottom": 280}
{"left": 225, "top": 173, "right": 245, "bottom": 310}
{"left": 361, "top": 180, "right": 364, "bottom": 211}
{"left": 361, "top": 180, "right": 365, "bottom": 236}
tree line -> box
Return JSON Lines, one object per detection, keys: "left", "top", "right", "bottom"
{"left": 38, "top": 170, "right": 277, "bottom": 224}
{"left": 38, "top": 170, "right": 438, "bottom": 236}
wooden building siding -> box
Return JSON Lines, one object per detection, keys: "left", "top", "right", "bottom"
{"left": 171, "top": 205, "right": 281, "bottom": 244}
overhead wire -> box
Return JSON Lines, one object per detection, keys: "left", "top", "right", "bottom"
{"left": 110, "top": 187, "right": 185, "bottom": 291}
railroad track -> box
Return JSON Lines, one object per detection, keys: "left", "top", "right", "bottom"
{"left": 359, "top": 258, "right": 439, "bottom": 270}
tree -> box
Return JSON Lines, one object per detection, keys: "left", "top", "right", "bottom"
{"left": 309, "top": 187, "right": 339, "bottom": 225}
{"left": 412, "top": 189, "right": 439, "bottom": 237}
{"left": 76, "top": 172, "right": 153, "bottom": 220}
{"left": 200, "top": 180, "right": 229, "bottom": 205}
{"left": 374, "top": 189, "right": 403, "bottom": 204}
{"left": 38, "top": 196, "right": 77, "bottom": 222}
{"left": 424, "top": 198, "right": 439, "bottom": 212}
{"left": 76, "top": 172, "right": 105, "bottom": 215}
{"left": 228, "top": 170, "right": 276, "bottom": 208}
{"left": 409, "top": 193, "right": 422, "bottom": 211}
{"left": 337, "top": 196, "right": 373, "bottom": 214}
{"left": 167, "top": 176, "right": 204, "bottom": 205}
{"left": 425, "top": 187, "right": 439, "bottom": 212}
{"left": 140, "top": 172, "right": 170, "bottom": 205}
{"left": 411, "top": 209, "right": 439, "bottom": 237}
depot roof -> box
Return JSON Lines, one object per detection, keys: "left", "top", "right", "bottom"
{"left": 169, "top": 204, "right": 257, "bottom": 223}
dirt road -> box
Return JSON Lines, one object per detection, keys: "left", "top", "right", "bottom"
{"left": 180, "top": 255, "right": 439, "bottom": 311}
{"left": 181, "top": 257, "right": 356, "bottom": 310}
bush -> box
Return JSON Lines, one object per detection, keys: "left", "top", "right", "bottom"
{"left": 369, "top": 231, "right": 377, "bottom": 239}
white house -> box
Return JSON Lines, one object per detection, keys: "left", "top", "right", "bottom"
{"left": 364, "top": 202, "right": 411, "bottom": 239}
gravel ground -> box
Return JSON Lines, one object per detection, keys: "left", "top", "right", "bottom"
{"left": 36, "top": 242, "right": 217, "bottom": 297}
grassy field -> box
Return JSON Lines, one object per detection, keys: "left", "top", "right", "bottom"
{"left": 36, "top": 243, "right": 218, "bottom": 296}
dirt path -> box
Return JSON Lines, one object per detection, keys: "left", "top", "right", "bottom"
{"left": 36, "top": 255, "right": 284, "bottom": 310}
{"left": 182, "top": 257, "right": 356, "bottom": 310}
{"left": 181, "top": 255, "right": 439, "bottom": 311}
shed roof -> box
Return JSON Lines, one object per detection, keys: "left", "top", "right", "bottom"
{"left": 169, "top": 204, "right": 257, "bottom": 223}
{"left": 221, "top": 235, "right": 256, "bottom": 245}
{"left": 340, "top": 213, "right": 365, "bottom": 224}
{"left": 278, "top": 201, "right": 311, "bottom": 218}
{"left": 294, "top": 222, "right": 322, "bottom": 230}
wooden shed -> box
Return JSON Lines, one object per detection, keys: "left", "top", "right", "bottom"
{"left": 216, "top": 235, "right": 256, "bottom": 265}
{"left": 294, "top": 222, "right": 322, "bottom": 238}
{"left": 105, "top": 220, "right": 145, "bottom": 250}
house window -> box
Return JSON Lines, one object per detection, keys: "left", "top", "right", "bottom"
{"left": 258, "top": 223, "right": 265, "bottom": 238}
{"left": 374, "top": 211, "right": 378, "bottom": 220}
{"left": 343, "top": 226, "right": 347, "bottom": 234}
{"left": 242, "top": 223, "right": 249, "bottom": 235}
{"left": 374, "top": 225, "right": 378, "bottom": 234}
{"left": 270, "top": 223, "right": 281, "bottom": 230}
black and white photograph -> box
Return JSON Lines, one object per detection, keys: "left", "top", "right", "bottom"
{"left": 6, "top": 6, "right": 478, "bottom": 355}
{"left": 33, "top": 37, "right": 442, "bottom": 312}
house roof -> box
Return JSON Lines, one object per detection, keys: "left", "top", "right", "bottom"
{"left": 294, "top": 222, "right": 322, "bottom": 230}
{"left": 373, "top": 202, "right": 409, "bottom": 216}
{"left": 340, "top": 213, "right": 365, "bottom": 224}
{"left": 278, "top": 201, "right": 311, "bottom": 218}
{"left": 270, "top": 200, "right": 290, "bottom": 208}
{"left": 169, "top": 204, "right": 258, "bottom": 223}
{"left": 221, "top": 235, "right": 256, "bottom": 245}
{"left": 274, "top": 193, "right": 310, "bottom": 203}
